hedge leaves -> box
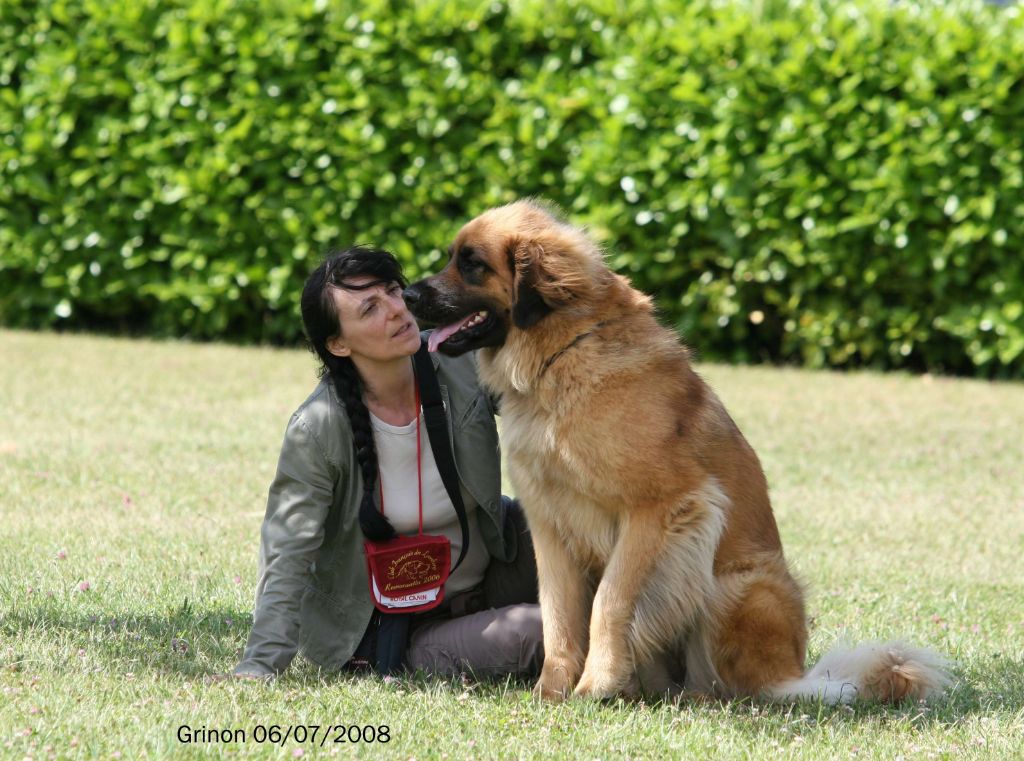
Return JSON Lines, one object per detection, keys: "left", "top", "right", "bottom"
{"left": 1, "top": 0, "right": 1022, "bottom": 376}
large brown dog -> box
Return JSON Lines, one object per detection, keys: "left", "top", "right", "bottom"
{"left": 404, "top": 199, "right": 949, "bottom": 703}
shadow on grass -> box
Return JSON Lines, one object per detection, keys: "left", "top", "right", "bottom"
{"left": 0, "top": 598, "right": 254, "bottom": 676}
{"left": 3, "top": 601, "right": 1022, "bottom": 727}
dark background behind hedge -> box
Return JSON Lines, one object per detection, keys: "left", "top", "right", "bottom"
{"left": 1, "top": 0, "right": 1022, "bottom": 376}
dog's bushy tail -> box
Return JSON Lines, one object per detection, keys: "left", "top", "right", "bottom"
{"left": 767, "top": 640, "right": 951, "bottom": 704}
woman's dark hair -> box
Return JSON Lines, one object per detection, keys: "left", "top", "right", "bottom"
{"left": 300, "top": 245, "right": 408, "bottom": 542}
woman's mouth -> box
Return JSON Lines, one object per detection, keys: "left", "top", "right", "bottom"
{"left": 392, "top": 321, "right": 413, "bottom": 338}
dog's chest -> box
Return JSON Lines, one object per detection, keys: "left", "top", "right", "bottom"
{"left": 501, "top": 399, "right": 577, "bottom": 483}
{"left": 501, "top": 398, "right": 618, "bottom": 568}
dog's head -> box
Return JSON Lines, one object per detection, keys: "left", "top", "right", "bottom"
{"left": 405, "top": 199, "right": 608, "bottom": 355}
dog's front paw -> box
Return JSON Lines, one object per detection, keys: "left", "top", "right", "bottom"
{"left": 573, "top": 667, "right": 630, "bottom": 700}
{"left": 534, "top": 659, "right": 580, "bottom": 702}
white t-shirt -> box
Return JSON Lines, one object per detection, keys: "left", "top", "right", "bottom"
{"left": 369, "top": 410, "right": 490, "bottom": 595}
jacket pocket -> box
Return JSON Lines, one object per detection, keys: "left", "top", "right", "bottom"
{"left": 455, "top": 391, "right": 487, "bottom": 431}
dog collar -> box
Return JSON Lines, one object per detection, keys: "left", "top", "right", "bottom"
{"left": 538, "top": 321, "right": 610, "bottom": 378}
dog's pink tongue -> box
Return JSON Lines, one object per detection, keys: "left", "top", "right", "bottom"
{"left": 427, "top": 314, "right": 475, "bottom": 352}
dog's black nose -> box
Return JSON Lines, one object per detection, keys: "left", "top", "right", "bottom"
{"left": 402, "top": 282, "right": 423, "bottom": 309}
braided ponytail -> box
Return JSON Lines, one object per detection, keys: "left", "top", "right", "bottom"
{"left": 328, "top": 355, "right": 395, "bottom": 541}
{"left": 301, "top": 245, "right": 410, "bottom": 542}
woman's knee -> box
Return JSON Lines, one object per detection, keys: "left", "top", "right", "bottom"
{"left": 407, "top": 604, "right": 544, "bottom": 679}
{"left": 483, "top": 604, "right": 544, "bottom": 676}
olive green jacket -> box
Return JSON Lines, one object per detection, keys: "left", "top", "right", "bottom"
{"left": 234, "top": 348, "right": 512, "bottom": 677}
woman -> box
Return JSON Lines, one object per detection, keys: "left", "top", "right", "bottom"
{"left": 230, "top": 246, "right": 541, "bottom": 680}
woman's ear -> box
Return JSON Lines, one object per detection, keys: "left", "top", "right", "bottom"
{"left": 326, "top": 336, "right": 351, "bottom": 357}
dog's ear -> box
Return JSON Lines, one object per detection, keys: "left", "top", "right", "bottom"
{"left": 508, "top": 230, "right": 596, "bottom": 329}
{"left": 512, "top": 268, "right": 552, "bottom": 329}
{"left": 509, "top": 232, "right": 583, "bottom": 329}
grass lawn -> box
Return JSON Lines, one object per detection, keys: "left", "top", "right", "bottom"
{"left": 1, "top": 327, "right": 1022, "bottom": 760}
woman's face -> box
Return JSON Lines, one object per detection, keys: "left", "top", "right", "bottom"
{"left": 325, "top": 276, "right": 420, "bottom": 363}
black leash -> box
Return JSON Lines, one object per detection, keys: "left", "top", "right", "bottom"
{"left": 412, "top": 340, "right": 470, "bottom": 572}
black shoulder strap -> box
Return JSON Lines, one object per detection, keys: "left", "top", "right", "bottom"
{"left": 413, "top": 341, "right": 470, "bottom": 572}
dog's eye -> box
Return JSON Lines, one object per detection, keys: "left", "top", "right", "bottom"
{"left": 459, "top": 246, "right": 489, "bottom": 273}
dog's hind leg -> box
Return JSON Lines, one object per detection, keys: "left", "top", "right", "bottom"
{"left": 710, "top": 564, "right": 807, "bottom": 696}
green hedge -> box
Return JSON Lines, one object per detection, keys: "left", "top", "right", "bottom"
{"left": 1, "top": 0, "right": 1022, "bottom": 376}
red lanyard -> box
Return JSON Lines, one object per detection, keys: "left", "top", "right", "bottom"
{"left": 376, "top": 383, "right": 424, "bottom": 535}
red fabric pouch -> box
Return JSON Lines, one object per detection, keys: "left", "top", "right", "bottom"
{"left": 364, "top": 534, "right": 451, "bottom": 613}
